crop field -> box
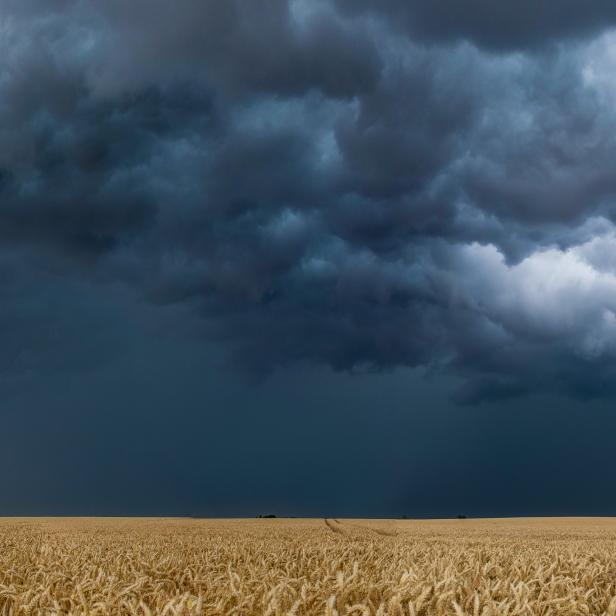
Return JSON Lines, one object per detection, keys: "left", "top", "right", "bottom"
{"left": 2, "top": 518, "right": 616, "bottom": 615}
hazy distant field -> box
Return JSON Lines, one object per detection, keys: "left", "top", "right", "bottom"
{"left": 2, "top": 517, "right": 616, "bottom": 615}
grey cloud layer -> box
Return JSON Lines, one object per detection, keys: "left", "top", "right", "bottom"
{"left": 334, "top": 0, "right": 616, "bottom": 50}
{"left": 3, "top": 0, "right": 616, "bottom": 401}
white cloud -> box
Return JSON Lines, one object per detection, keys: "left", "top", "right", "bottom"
{"left": 449, "top": 233, "right": 616, "bottom": 358}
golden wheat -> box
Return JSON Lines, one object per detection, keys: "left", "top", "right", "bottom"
{"left": 1, "top": 517, "right": 616, "bottom": 614}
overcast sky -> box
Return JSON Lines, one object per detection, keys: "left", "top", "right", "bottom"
{"left": 3, "top": 0, "right": 616, "bottom": 516}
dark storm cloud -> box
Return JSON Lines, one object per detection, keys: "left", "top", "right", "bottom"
{"left": 4, "top": 0, "right": 616, "bottom": 403}
{"left": 90, "top": 0, "right": 382, "bottom": 99}
{"left": 334, "top": 0, "right": 616, "bottom": 51}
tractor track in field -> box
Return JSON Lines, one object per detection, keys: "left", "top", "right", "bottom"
{"left": 324, "top": 518, "right": 345, "bottom": 534}
{"left": 324, "top": 518, "right": 397, "bottom": 537}
{"left": 347, "top": 521, "right": 398, "bottom": 537}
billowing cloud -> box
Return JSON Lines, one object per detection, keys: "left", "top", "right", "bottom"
{"left": 3, "top": 1, "right": 616, "bottom": 402}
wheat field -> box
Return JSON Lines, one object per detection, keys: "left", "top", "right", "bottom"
{"left": 2, "top": 517, "right": 616, "bottom": 615}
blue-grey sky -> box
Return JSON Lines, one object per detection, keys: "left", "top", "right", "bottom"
{"left": 2, "top": 0, "right": 616, "bottom": 516}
